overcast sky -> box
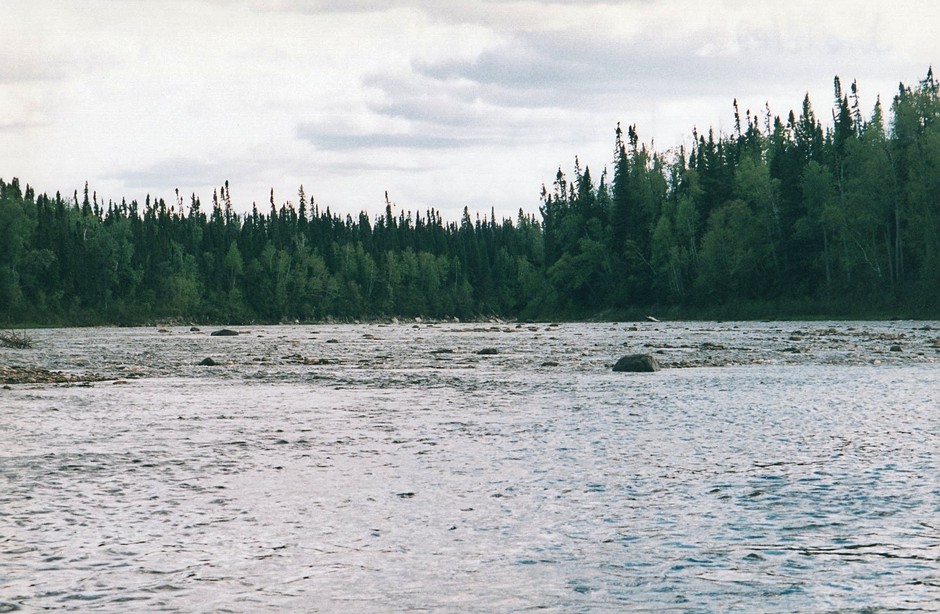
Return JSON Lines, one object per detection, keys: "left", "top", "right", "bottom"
{"left": 3, "top": 0, "right": 938, "bottom": 221}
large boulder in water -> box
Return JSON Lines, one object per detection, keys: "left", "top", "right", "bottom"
{"left": 612, "top": 354, "right": 661, "bottom": 372}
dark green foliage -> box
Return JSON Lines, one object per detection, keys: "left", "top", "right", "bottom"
{"left": 2, "top": 69, "right": 939, "bottom": 324}
{"left": 0, "top": 181, "right": 545, "bottom": 324}
{"left": 534, "top": 68, "right": 940, "bottom": 318}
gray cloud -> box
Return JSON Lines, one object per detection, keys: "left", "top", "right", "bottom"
{"left": 0, "top": 119, "right": 47, "bottom": 132}
{"left": 295, "top": 124, "right": 471, "bottom": 151}
{"left": 347, "top": 69, "right": 591, "bottom": 152}
{"left": 252, "top": 0, "right": 647, "bottom": 25}
{"left": 110, "top": 157, "right": 230, "bottom": 191}
{"left": 409, "top": 27, "right": 902, "bottom": 118}
{"left": 254, "top": 0, "right": 529, "bottom": 17}
{"left": 372, "top": 98, "right": 484, "bottom": 129}
{"left": 418, "top": 33, "right": 741, "bottom": 99}
{"left": 361, "top": 75, "right": 504, "bottom": 138}
{"left": 0, "top": 62, "right": 65, "bottom": 84}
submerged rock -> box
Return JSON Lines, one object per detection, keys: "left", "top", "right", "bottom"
{"left": 199, "top": 357, "right": 220, "bottom": 366}
{"left": 612, "top": 354, "right": 661, "bottom": 372}
{"left": 210, "top": 329, "right": 239, "bottom": 337}
{"left": 477, "top": 348, "right": 499, "bottom": 355}
{"left": 700, "top": 342, "right": 727, "bottom": 350}
{"left": 303, "top": 357, "right": 334, "bottom": 365}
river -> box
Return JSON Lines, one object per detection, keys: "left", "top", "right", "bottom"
{"left": 1, "top": 321, "right": 938, "bottom": 611}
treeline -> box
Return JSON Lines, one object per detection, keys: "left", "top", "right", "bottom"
{"left": 0, "top": 180, "right": 546, "bottom": 324}
{"left": 540, "top": 68, "right": 940, "bottom": 317}
{"left": 1, "top": 69, "right": 939, "bottom": 325}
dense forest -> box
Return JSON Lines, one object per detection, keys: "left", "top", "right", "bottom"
{"left": 2, "top": 69, "right": 940, "bottom": 325}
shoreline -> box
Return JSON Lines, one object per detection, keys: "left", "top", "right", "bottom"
{"left": 2, "top": 320, "right": 938, "bottom": 386}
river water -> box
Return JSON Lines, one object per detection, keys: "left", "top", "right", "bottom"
{"left": 1, "top": 322, "right": 939, "bottom": 612}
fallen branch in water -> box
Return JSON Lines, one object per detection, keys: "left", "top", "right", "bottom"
{"left": 0, "top": 329, "right": 34, "bottom": 349}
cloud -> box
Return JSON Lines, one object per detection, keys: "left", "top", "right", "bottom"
{"left": 107, "top": 152, "right": 287, "bottom": 196}
{"left": 0, "top": 59, "right": 66, "bottom": 84}
{"left": 108, "top": 157, "right": 227, "bottom": 191}
{"left": 4, "top": 0, "right": 940, "bottom": 223}
{"left": 299, "top": 65, "right": 599, "bottom": 157}
{"left": 251, "top": 0, "right": 517, "bottom": 18}
{"left": 0, "top": 89, "right": 51, "bottom": 131}
{"left": 296, "top": 124, "right": 470, "bottom": 150}
{"left": 413, "top": 28, "right": 893, "bottom": 110}
{"left": 249, "top": 0, "right": 649, "bottom": 31}
{"left": 0, "top": 117, "right": 48, "bottom": 132}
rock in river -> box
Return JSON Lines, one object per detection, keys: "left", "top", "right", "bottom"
{"left": 612, "top": 354, "right": 661, "bottom": 372}
{"left": 199, "top": 357, "right": 221, "bottom": 366}
{"left": 210, "top": 329, "right": 239, "bottom": 337}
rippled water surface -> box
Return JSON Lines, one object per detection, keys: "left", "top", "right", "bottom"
{"left": 2, "top": 322, "right": 939, "bottom": 612}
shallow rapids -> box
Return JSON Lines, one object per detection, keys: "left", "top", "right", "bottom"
{"left": 2, "top": 322, "right": 938, "bottom": 611}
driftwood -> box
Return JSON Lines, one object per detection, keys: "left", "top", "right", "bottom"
{"left": 0, "top": 329, "right": 34, "bottom": 349}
